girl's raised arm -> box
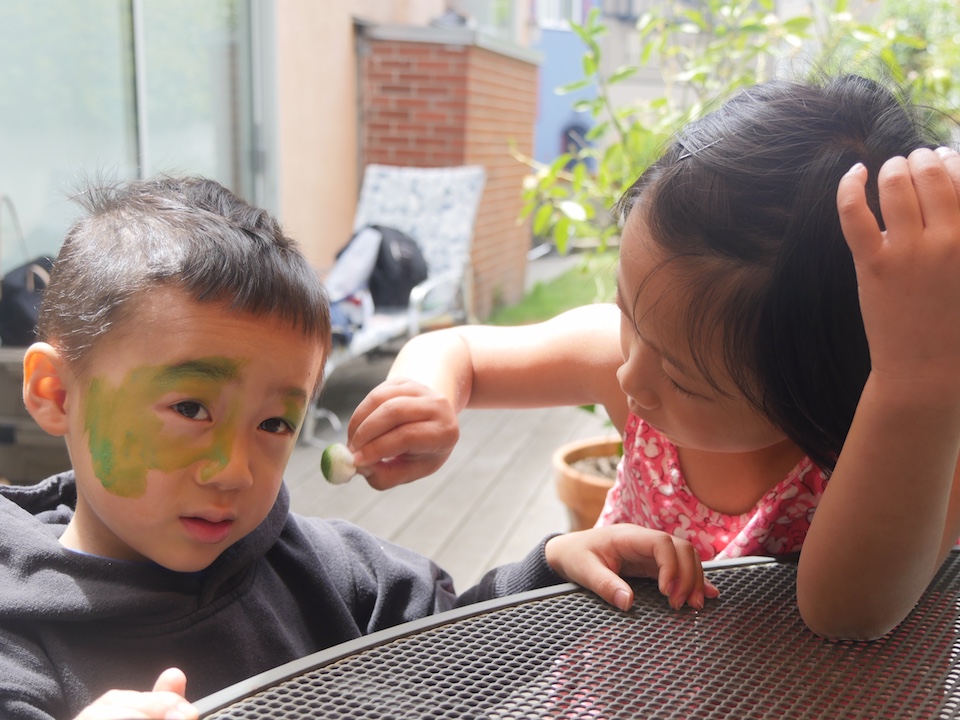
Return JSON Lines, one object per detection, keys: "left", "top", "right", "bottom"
{"left": 799, "top": 147, "right": 960, "bottom": 640}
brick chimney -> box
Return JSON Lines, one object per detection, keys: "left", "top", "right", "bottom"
{"left": 357, "top": 24, "right": 540, "bottom": 320}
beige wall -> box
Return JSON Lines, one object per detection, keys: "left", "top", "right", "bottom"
{"left": 274, "top": 0, "right": 446, "bottom": 273}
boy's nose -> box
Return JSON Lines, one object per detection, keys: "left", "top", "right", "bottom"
{"left": 198, "top": 441, "right": 254, "bottom": 490}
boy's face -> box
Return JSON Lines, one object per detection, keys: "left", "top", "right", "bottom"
{"left": 59, "top": 286, "right": 325, "bottom": 572}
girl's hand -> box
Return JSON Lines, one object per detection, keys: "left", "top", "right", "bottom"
{"left": 347, "top": 377, "right": 460, "bottom": 490}
{"left": 544, "top": 524, "right": 720, "bottom": 611}
{"left": 74, "top": 668, "right": 197, "bottom": 720}
{"left": 837, "top": 147, "right": 960, "bottom": 397}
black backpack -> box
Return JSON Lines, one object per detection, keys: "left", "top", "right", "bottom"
{"left": 0, "top": 255, "right": 54, "bottom": 347}
{"left": 367, "top": 225, "right": 428, "bottom": 308}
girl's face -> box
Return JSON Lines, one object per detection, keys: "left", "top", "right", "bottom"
{"left": 616, "top": 207, "right": 787, "bottom": 453}
{"left": 60, "top": 286, "right": 324, "bottom": 572}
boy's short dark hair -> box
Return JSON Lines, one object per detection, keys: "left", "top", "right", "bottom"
{"left": 37, "top": 176, "right": 331, "bottom": 378}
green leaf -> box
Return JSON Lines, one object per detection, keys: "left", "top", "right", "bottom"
{"left": 549, "top": 153, "right": 572, "bottom": 175}
{"left": 680, "top": 9, "right": 707, "bottom": 29}
{"left": 572, "top": 161, "right": 587, "bottom": 189}
{"left": 851, "top": 26, "right": 880, "bottom": 42}
{"left": 570, "top": 21, "right": 593, "bottom": 46}
{"left": 583, "top": 53, "right": 597, "bottom": 77}
{"left": 519, "top": 197, "right": 538, "bottom": 219}
{"left": 640, "top": 41, "right": 656, "bottom": 65}
{"left": 585, "top": 119, "right": 610, "bottom": 141}
{"left": 880, "top": 47, "right": 906, "bottom": 82}
{"left": 893, "top": 34, "right": 927, "bottom": 50}
{"left": 608, "top": 65, "right": 639, "bottom": 85}
{"left": 783, "top": 16, "right": 813, "bottom": 32}
{"left": 635, "top": 11, "right": 655, "bottom": 35}
{"left": 557, "top": 78, "right": 592, "bottom": 95}
{"left": 554, "top": 217, "right": 571, "bottom": 254}
{"left": 532, "top": 203, "right": 553, "bottom": 236}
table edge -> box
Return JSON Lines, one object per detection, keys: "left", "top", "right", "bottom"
{"left": 194, "top": 555, "right": 780, "bottom": 716}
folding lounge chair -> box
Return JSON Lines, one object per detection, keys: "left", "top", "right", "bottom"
{"left": 301, "top": 164, "right": 486, "bottom": 445}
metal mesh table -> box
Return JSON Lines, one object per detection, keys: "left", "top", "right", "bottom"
{"left": 196, "top": 554, "right": 960, "bottom": 719}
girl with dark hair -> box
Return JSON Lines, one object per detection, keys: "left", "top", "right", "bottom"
{"left": 346, "top": 75, "right": 960, "bottom": 640}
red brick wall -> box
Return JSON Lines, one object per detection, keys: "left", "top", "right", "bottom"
{"left": 360, "top": 35, "right": 537, "bottom": 320}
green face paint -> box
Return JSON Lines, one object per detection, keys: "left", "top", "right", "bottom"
{"left": 283, "top": 395, "right": 307, "bottom": 436}
{"left": 83, "top": 357, "right": 246, "bottom": 498}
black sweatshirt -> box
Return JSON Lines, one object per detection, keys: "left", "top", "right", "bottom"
{"left": 0, "top": 473, "right": 562, "bottom": 719}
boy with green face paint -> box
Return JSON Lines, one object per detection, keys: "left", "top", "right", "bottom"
{"left": 1, "top": 176, "right": 716, "bottom": 720}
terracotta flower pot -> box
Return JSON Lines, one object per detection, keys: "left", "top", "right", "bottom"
{"left": 552, "top": 435, "right": 621, "bottom": 532}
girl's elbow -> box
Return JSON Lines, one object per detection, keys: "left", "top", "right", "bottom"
{"left": 797, "top": 592, "right": 905, "bottom": 641}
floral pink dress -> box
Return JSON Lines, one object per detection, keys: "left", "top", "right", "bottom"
{"left": 596, "top": 414, "right": 830, "bottom": 560}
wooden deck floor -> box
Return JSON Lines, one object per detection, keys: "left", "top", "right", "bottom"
{"left": 285, "top": 352, "right": 611, "bottom": 592}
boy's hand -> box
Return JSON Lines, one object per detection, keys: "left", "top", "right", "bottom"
{"left": 544, "top": 524, "right": 719, "bottom": 612}
{"left": 347, "top": 377, "right": 460, "bottom": 490}
{"left": 74, "top": 668, "right": 197, "bottom": 720}
{"left": 837, "top": 147, "right": 960, "bottom": 398}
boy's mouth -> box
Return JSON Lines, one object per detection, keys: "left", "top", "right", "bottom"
{"left": 180, "top": 516, "right": 235, "bottom": 544}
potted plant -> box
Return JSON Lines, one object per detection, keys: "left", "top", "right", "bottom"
{"left": 553, "top": 433, "right": 621, "bottom": 532}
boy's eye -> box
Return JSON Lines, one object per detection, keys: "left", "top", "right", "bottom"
{"left": 172, "top": 401, "right": 210, "bottom": 420}
{"left": 260, "top": 417, "right": 294, "bottom": 435}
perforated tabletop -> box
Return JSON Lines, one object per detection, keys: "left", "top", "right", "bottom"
{"left": 197, "top": 555, "right": 960, "bottom": 719}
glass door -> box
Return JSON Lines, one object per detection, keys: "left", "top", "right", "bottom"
{"left": 0, "top": 0, "right": 138, "bottom": 270}
{"left": 0, "top": 0, "right": 257, "bottom": 273}
{"left": 136, "top": 0, "right": 255, "bottom": 199}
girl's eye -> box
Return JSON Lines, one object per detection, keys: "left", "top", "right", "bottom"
{"left": 660, "top": 369, "right": 700, "bottom": 399}
{"left": 669, "top": 380, "right": 697, "bottom": 398}
{"left": 260, "top": 417, "right": 294, "bottom": 435}
{"left": 172, "top": 401, "right": 210, "bottom": 420}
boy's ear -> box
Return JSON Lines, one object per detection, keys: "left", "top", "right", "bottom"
{"left": 23, "top": 343, "right": 70, "bottom": 436}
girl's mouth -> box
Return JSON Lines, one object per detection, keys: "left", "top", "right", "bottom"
{"left": 180, "top": 516, "right": 234, "bottom": 544}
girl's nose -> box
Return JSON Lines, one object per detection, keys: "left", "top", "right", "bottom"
{"left": 617, "top": 358, "right": 660, "bottom": 410}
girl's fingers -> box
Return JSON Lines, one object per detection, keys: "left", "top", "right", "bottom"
{"left": 935, "top": 146, "right": 960, "bottom": 199}
{"left": 655, "top": 538, "right": 705, "bottom": 609}
{"left": 346, "top": 377, "right": 418, "bottom": 438}
{"left": 556, "top": 546, "right": 636, "bottom": 611}
{"left": 649, "top": 534, "right": 680, "bottom": 598}
{"left": 352, "top": 404, "right": 452, "bottom": 460}
{"left": 362, "top": 456, "right": 446, "bottom": 490}
{"left": 904, "top": 149, "right": 960, "bottom": 232}
{"left": 837, "top": 163, "right": 883, "bottom": 258}
{"left": 546, "top": 528, "right": 716, "bottom": 612}
{"left": 875, "top": 155, "right": 923, "bottom": 241}
{"left": 593, "top": 569, "right": 636, "bottom": 612}
{"left": 704, "top": 578, "right": 720, "bottom": 598}
{"left": 348, "top": 382, "right": 457, "bottom": 458}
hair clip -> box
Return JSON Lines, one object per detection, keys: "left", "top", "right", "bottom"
{"left": 677, "top": 137, "right": 722, "bottom": 160}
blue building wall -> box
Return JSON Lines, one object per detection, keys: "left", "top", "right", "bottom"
{"left": 531, "top": 26, "right": 597, "bottom": 165}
